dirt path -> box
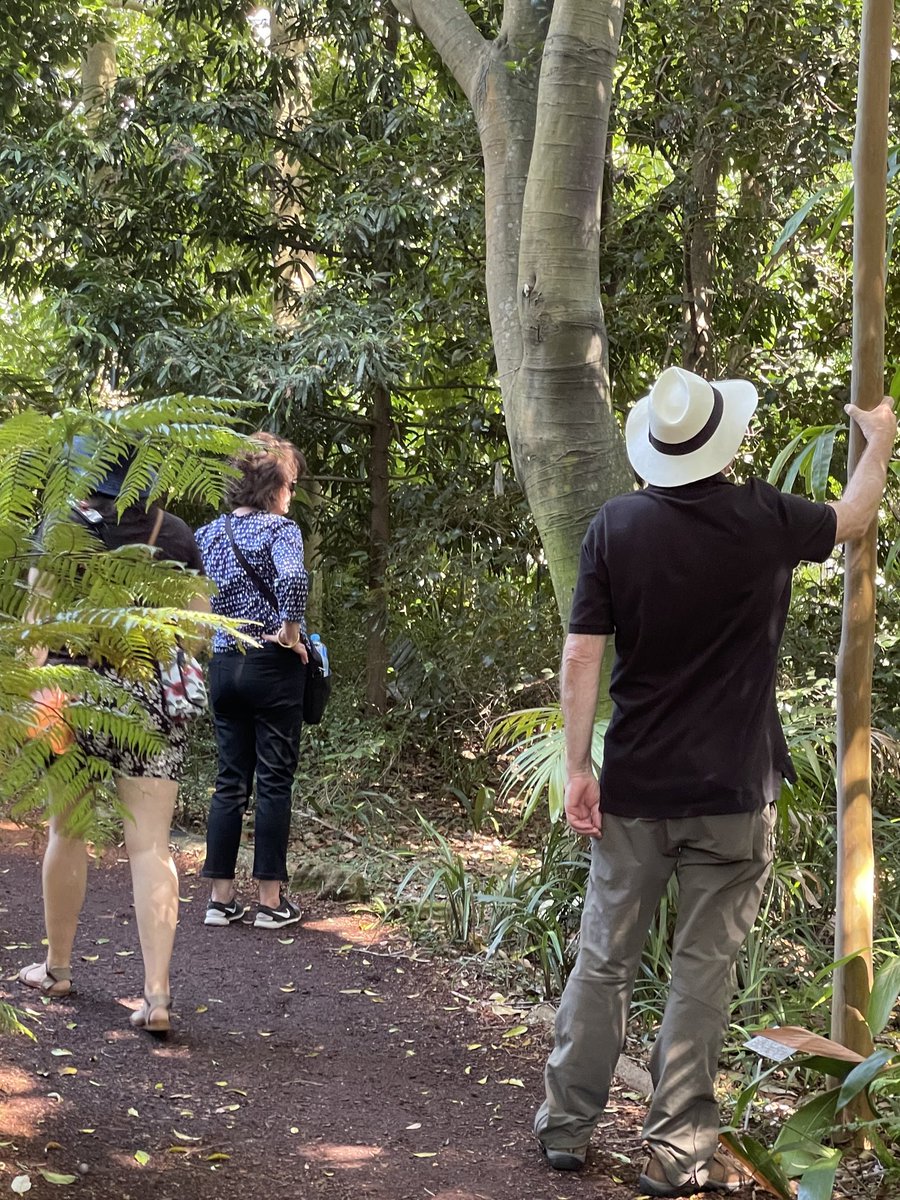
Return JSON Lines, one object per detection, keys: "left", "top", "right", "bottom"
{"left": 0, "top": 823, "right": 652, "bottom": 1200}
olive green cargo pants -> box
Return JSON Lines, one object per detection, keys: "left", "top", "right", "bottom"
{"left": 535, "top": 806, "right": 775, "bottom": 1189}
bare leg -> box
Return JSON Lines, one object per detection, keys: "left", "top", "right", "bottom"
{"left": 42, "top": 812, "right": 89, "bottom": 972}
{"left": 117, "top": 776, "right": 178, "bottom": 1000}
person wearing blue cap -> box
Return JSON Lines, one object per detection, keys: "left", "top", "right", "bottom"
{"left": 19, "top": 440, "right": 206, "bottom": 1038}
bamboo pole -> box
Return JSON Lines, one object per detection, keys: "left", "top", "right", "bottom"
{"left": 831, "top": 0, "right": 893, "bottom": 1066}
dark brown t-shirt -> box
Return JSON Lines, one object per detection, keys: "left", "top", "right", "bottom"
{"left": 43, "top": 501, "right": 204, "bottom": 665}
{"left": 83, "top": 502, "right": 204, "bottom": 571}
{"left": 569, "top": 474, "right": 837, "bottom": 818}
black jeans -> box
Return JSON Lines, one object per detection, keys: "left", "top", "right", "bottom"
{"left": 202, "top": 646, "right": 306, "bottom": 883}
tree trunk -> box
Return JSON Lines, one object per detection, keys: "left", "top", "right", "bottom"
{"left": 302, "top": 475, "right": 325, "bottom": 632}
{"left": 395, "top": 0, "right": 633, "bottom": 628}
{"left": 366, "top": 385, "right": 391, "bottom": 712}
{"left": 682, "top": 74, "right": 722, "bottom": 375}
{"left": 270, "top": 1, "right": 316, "bottom": 325}
{"left": 832, "top": 0, "right": 892, "bottom": 1086}
{"left": 82, "top": 41, "right": 116, "bottom": 120}
{"left": 510, "top": 0, "right": 634, "bottom": 624}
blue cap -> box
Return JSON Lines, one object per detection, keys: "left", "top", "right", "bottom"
{"left": 69, "top": 435, "right": 156, "bottom": 500}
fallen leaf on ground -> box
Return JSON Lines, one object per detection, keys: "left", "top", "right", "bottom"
{"left": 133, "top": 1150, "right": 149, "bottom": 1166}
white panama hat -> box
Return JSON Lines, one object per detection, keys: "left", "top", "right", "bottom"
{"left": 625, "top": 366, "right": 759, "bottom": 487}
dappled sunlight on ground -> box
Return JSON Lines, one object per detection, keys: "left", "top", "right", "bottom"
{"left": 296, "top": 1142, "right": 385, "bottom": 1168}
{"left": 0, "top": 1064, "right": 43, "bottom": 1137}
{"left": 301, "top": 914, "right": 386, "bottom": 944}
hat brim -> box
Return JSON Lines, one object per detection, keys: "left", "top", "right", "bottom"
{"left": 625, "top": 379, "right": 758, "bottom": 486}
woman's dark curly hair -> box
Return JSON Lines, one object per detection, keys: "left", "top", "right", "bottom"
{"left": 225, "top": 432, "right": 307, "bottom": 513}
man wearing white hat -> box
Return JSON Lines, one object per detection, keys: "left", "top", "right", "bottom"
{"left": 535, "top": 366, "right": 896, "bottom": 1196}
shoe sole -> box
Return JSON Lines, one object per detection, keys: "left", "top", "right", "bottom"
{"left": 253, "top": 912, "right": 302, "bottom": 929}
{"left": 637, "top": 1174, "right": 739, "bottom": 1197}
{"left": 541, "top": 1146, "right": 587, "bottom": 1172}
{"left": 204, "top": 909, "right": 246, "bottom": 926}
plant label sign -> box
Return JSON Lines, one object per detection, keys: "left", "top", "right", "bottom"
{"left": 744, "top": 1035, "right": 796, "bottom": 1062}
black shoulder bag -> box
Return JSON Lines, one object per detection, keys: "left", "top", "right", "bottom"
{"left": 224, "top": 514, "right": 331, "bottom": 725}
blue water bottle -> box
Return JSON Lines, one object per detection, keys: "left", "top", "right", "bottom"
{"left": 309, "top": 632, "right": 330, "bottom": 676}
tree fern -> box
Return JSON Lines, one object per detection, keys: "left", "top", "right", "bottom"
{"left": 0, "top": 393, "right": 251, "bottom": 822}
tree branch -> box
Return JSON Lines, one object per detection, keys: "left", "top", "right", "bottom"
{"left": 391, "top": 0, "right": 489, "bottom": 112}
{"left": 105, "top": 0, "right": 155, "bottom": 13}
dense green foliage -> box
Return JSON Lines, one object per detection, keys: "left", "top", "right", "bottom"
{"left": 2, "top": 15, "right": 899, "bottom": 1183}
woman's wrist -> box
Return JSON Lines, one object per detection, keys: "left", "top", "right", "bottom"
{"left": 276, "top": 627, "right": 300, "bottom": 648}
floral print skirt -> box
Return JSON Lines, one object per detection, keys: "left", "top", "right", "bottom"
{"left": 73, "top": 664, "right": 187, "bottom": 781}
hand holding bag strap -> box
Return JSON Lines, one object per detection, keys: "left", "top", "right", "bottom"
{"left": 223, "top": 513, "right": 281, "bottom": 613}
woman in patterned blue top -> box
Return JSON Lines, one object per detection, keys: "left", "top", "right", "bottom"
{"left": 196, "top": 432, "right": 310, "bottom": 930}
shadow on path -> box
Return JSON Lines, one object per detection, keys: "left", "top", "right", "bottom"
{"left": 0, "top": 823, "right": 643, "bottom": 1200}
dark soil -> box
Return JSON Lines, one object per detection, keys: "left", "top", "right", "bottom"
{"left": 0, "top": 821, "right": 655, "bottom": 1200}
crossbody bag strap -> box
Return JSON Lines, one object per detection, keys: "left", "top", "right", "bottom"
{"left": 223, "top": 513, "right": 280, "bottom": 613}
{"left": 146, "top": 506, "right": 165, "bottom": 548}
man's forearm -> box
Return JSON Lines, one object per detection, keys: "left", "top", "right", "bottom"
{"left": 561, "top": 634, "right": 606, "bottom": 775}
{"left": 830, "top": 398, "right": 897, "bottom": 543}
{"left": 831, "top": 438, "right": 893, "bottom": 542}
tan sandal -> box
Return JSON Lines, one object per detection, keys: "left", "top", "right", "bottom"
{"left": 130, "top": 993, "right": 172, "bottom": 1036}
{"left": 18, "top": 961, "right": 73, "bottom": 997}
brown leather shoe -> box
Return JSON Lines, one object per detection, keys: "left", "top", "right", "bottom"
{"left": 637, "top": 1148, "right": 750, "bottom": 1196}
{"left": 702, "top": 1150, "right": 751, "bottom": 1193}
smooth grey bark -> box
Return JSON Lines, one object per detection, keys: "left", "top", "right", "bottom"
{"left": 394, "top": 0, "right": 633, "bottom": 626}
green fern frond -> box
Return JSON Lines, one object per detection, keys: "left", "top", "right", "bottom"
{"left": 0, "top": 394, "right": 251, "bottom": 823}
{"left": 0, "top": 1002, "right": 36, "bottom": 1040}
{"left": 488, "top": 706, "right": 608, "bottom": 825}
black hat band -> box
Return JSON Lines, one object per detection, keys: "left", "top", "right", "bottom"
{"left": 648, "top": 387, "right": 724, "bottom": 457}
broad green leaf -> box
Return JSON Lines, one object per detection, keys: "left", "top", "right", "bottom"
{"left": 718, "top": 1132, "right": 792, "bottom": 1200}
{"left": 797, "top": 1055, "right": 857, "bottom": 1080}
{"left": 767, "top": 182, "right": 840, "bottom": 263}
{"left": 867, "top": 955, "right": 900, "bottom": 1036}
{"left": 836, "top": 1048, "right": 896, "bottom": 1109}
{"left": 797, "top": 1148, "right": 841, "bottom": 1200}
{"left": 772, "top": 1089, "right": 839, "bottom": 1177}
{"left": 808, "top": 428, "right": 836, "bottom": 501}
{"left": 38, "top": 1171, "right": 78, "bottom": 1185}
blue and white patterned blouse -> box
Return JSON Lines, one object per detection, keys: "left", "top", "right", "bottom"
{"left": 195, "top": 512, "right": 309, "bottom": 653}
